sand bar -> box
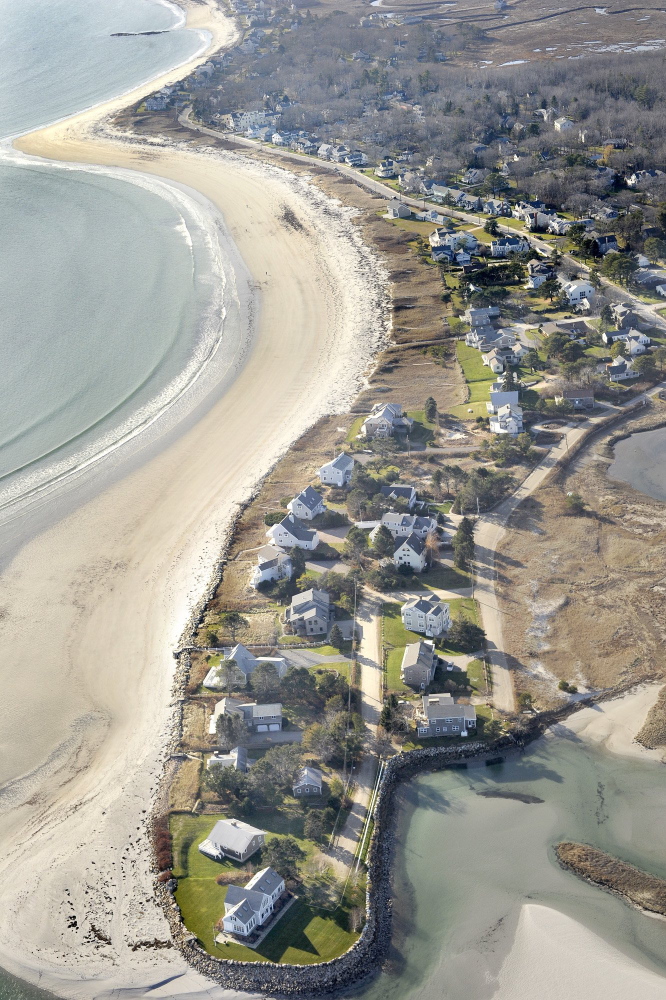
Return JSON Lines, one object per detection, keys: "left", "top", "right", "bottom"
{"left": 554, "top": 684, "right": 666, "bottom": 762}
{"left": 0, "top": 1, "right": 386, "bottom": 995}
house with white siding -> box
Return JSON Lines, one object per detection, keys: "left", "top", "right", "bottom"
{"left": 393, "top": 532, "right": 427, "bottom": 572}
{"left": 199, "top": 818, "right": 266, "bottom": 863}
{"left": 401, "top": 594, "right": 451, "bottom": 637}
{"left": 489, "top": 403, "right": 524, "bottom": 436}
{"left": 287, "top": 486, "right": 326, "bottom": 520}
{"left": 250, "top": 545, "right": 293, "bottom": 589}
{"left": 266, "top": 514, "right": 319, "bottom": 550}
{"left": 319, "top": 452, "right": 354, "bottom": 487}
{"left": 222, "top": 867, "right": 285, "bottom": 937}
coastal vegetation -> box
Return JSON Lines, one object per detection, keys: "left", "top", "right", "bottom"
{"left": 556, "top": 841, "right": 666, "bottom": 916}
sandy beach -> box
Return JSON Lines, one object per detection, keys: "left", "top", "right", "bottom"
{"left": 0, "top": 1, "right": 386, "bottom": 995}
{"left": 554, "top": 684, "right": 666, "bottom": 763}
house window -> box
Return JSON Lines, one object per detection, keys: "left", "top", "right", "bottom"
{"left": 435, "top": 727, "right": 440, "bottom": 733}
{"left": 418, "top": 727, "right": 428, "bottom": 735}
{"left": 452, "top": 726, "right": 459, "bottom": 732}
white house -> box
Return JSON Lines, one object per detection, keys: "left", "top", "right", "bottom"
{"left": 250, "top": 545, "right": 293, "bottom": 589}
{"left": 203, "top": 645, "right": 288, "bottom": 689}
{"left": 430, "top": 229, "right": 478, "bottom": 252}
{"left": 486, "top": 386, "right": 520, "bottom": 415}
{"left": 361, "top": 402, "right": 414, "bottom": 439}
{"left": 207, "top": 746, "right": 248, "bottom": 772}
{"left": 266, "top": 513, "right": 319, "bottom": 550}
{"left": 375, "top": 158, "right": 396, "bottom": 178}
{"left": 393, "top": 532, "right": 427, "bottom": 572}
{"left": 656, "top": 284, "right": 666, "bottom": 298}
{"left": 222, "top": 867, "right": 285, "bottom": 937}
{"left": 561, "top": 280, "right": 594, "bottom": 305}
{"left": 526, "top": 260, "right": 554, "bottom": 289}
{"left": 606, "top": 357, "right": 637, "bottom": 381}
{"left": 627, "top": 169, "right": 665, "bottom": 188}
{"left": 292, "top": 766, "right": 323, "bottom": 796}
{"left": 319, "top": 452, "right": 354, "bottom": 487}
{"left": 491, "top": 236, "right": 529, "bottom": 257}
{"left": 489, "top": 403, "right": 524, "bottom": 436}
{"left": 199, "top": 818, "right": 266, "bottom": 863}
{"left": 387, "top": 199, "right": 411, "bottom": 219}
{"left": 554, "top": 117, "right": 574, "bottom": 132}
{"left": 401, "top": 594, "right": 451, "bottom": 637}
{"left": 287, "top": 486, "right": 326, "bottom": 521}
{"left": 370, "top": 512, "right": 437, "bottom": 541}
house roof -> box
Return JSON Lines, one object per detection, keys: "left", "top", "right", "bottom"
{"left": 225, "top": 896, "right": 258, "bottom": 926}
{"left": 422, "top": 693, "right": 476, "bottom": 722}
{"left": 291, "top": 588, "right": 330, "bottom": 611}
{"left": 206, "top": 818, "right": 265, "bottom": 855}
{"left": 401, "top": 639, "right": 436, "bottom": 670}
{"left": 294, "top": 766, "right": 323, "bottom": 788}
{"left": 324, "top": 452, "right": 354, "bottom": 472}
{"left": 559, "top": 385, "right": 594, "bottom": 400}
{"left": 246, "top": 866, "right": 284, "bottom": 895}
{"left": 276, "top": 514, "right": 317, "bottom": 542}
{"left": 402, "top": 594, "right": 447, "bottom": 616}
{"left": 251, "top": 703, "right": 282, "bottom": 718}
{"left": 380, "top": 484, "right": 416, "bottom": 502}
{"left": 227, "top": 645, "right": 259, "bottom": 675}
{"left": 293, "top": 485, "right": 323, "bottom": 511}
{"left": 395, "top": 532, "right": 426, "bottom": 556}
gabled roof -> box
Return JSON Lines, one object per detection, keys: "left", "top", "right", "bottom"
{"left": 324, "top": 452, "right": 354, "bottom": 471}
{"left": 293, "top": 485, "right": 323, "bottom": 511}
{"left": 402, "top": 594, "right": 447, "bottom": 616}
{"left": 251, "top": 703, "right": 282, "bottom": 718}
{"left": 401, "top": 639, "right": 436, "bottom": 670}
{"left": 380, "top": 484, "right": 416, "bottom": 502}
{"left": 395, "top": 531, "right": 425, "bottom": 556}
{"left": 206, "top": 818, "right": 265, "bottom": 855}
{"left": 246, "top": 866, "right": 284, "bottom": 895}
{"left": 294, "top": 766, "right": 323, "bottom": 788}
{"left": 275, "top": 514, "right": 317, "bottom": 542}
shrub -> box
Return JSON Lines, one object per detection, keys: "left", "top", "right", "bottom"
{"left": 264, "top": 511, "right": 284, "bottom": 526}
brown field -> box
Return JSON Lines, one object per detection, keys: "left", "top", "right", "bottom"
{"left": 637, "top": 685, "right": 666, "bottom": 749}
{"left": 556, "top": 841, "right": 666, "bottom": 916}
{"left": 302, "top": 0, "right": 666, "bottom": 66}
{"left": 495, "top": 404, "right": 666, "bottom": 707}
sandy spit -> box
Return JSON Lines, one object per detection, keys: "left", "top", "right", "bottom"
{"left": 554, "top": 684, "right": 666, "bottom": 763}
{"left": 495, "top": 903, "right": 666, "bottom": 1000}
{"left": 0, "top": 1, "right": 388, "bottom": 996}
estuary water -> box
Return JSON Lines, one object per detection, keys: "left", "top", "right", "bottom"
{"left": 353, "top": 735, "right": 666, "bottom": 1000}
{"left": 0, "top": 0, "right": 240, "bottom": 531}
{"left": 608, "top": 425, "right": 666, "bottom": 502}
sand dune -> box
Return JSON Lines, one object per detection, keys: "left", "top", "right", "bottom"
{"left": 0, "top": 2, "right": 387, "bottom": 995}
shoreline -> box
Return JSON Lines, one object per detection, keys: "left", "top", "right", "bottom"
{"left": 0, "top": 1, "right": 389, "bottom": 996}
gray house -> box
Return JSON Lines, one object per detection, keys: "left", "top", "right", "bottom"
{"left": 285, "top": 588, "right": 333, "bottom": 636}
{"left": 380, "top": 484, "right": 417, "bottom": 509}
{"left": 292, "top": 766, "right": 323, "bottom": 796}
{"left": 400, "top": 639, "right": 438, "bottom": 688}
{"left": 416, "top": 693, "right": 477, "bottom": 737}
{"left": 198, "top": 818, "right": 266, "bottom": 862}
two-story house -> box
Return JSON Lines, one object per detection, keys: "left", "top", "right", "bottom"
{"left": 287, "top": 486, "right": 326, "bottom": 520}
{"left": 416, "top": 693, "right": 477, "bottom": 737}
{"left": 361, "top": 402, "right": 414, "bottom": 439}
{"left": 489, "top": 403, "right": 524, "bottom": 436}
{"left": 370, "top": 512, "right": 437, "bottom": 542}
{"left": 284, "top": 588, "right": 333, "bottom": 636}
{"left": 222, "top": 867, "right": 285, "bottom": 937}
{"left": 401, "top": 594, "right": 451, "bottom": 637}
{"left": 250, "top": 545, "right": 293, "bottom": 589}
{"left": 266, "top": 513, "right": 319, "bottom": 550}
{"left": 319, "top": 452, "right": 354, "bottom": 487}
{"left": 401, "top": 639, "right": 438, "bottom": 688}
{"left": 393, "top": 532, "right": 427, "bottom": 572}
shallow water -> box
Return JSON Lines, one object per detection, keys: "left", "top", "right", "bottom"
{"left": 608, "top": 426, "right": 666, "bottom": 503}
{"left": 352, "top": 736, "right": 666, "bottom": 1000}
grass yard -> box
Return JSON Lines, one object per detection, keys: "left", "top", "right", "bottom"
{"left": 452, "top": 343, "right": 496, "bottom": 410}
{"left": 382, "top": 597, "right": 480, "bottom": 693}
{"left": 309, "top": 661, "right": 350, "bottom": 680}
{"left": 346, "top": 416, "right": 365, "bottom": 442}
{"left": 170, "top": 814, "right": 357, "bottom": 963}
{"left": 406, "top": 409, "right": 437, "bottom": 446}
{"left": 395, "top": 562, "right": 470, "bottom": 593}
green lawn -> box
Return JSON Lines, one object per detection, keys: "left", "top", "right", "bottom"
{"left": 400, "top": 562, "right": 470, "bottom": 593}
{"left": 346, "top": 416, "right": 364, "bottom": 442}
{"left": 406, "top": 409, "right": 437, "bottom": 446}
{"left": 452, "top": 342, "right": 496, "bottom": 407}
{"left": 382, "top": 597, "right": 480, "bottom": 693}
{"left": 170, "top": 814, "right": 358, "bottom": 963}
{"left": 309, "top": 661, "right": 350, "bottom": 680}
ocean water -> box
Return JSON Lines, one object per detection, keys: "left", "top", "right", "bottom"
{"left": 352, "top": 738, "right": 666, "bottom": 1000}
{"left": 0, "top": 0, "right": 244, "bottom": 530}
{"left": 0, "top": 0, "right": 237, "bottom": 993}
{"left": 608, "top": 426, "right": 666, "bottom": 502}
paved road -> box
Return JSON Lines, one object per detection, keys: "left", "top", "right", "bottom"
{"left": 474, "top": 391, "right": 660, "bottom": 713}
{"left": 328, "top": 596, "right": 383, "bottom": 872}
